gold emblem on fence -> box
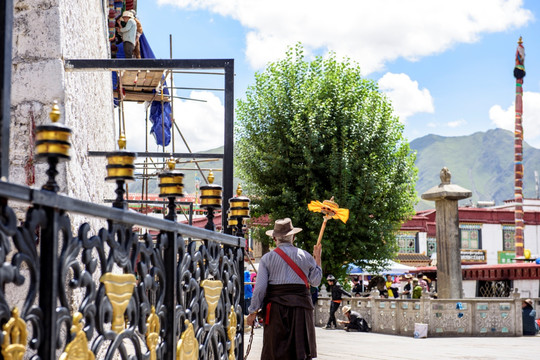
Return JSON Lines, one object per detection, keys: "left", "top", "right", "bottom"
{"left": 176, "top": 320, "right": 198, "bottom": 360}
{"left": 146, "top": 306, "right": 160, "bottom": 360}
{"left": 1, "top": 308, "right": 27, "bottom": 360}
{"left": 227, "top": 306, "right": 237, "bottom": 360}
{"left": 100, "top": 273, "right": 137, "bottom": 333}
{"left": 201, "top": 279, "right": 223, "bottom": 325}
{"left": 60, "top": 312, "right": 95, "bottom": 360}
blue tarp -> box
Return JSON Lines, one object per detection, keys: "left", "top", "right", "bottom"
{"left": 113, "top": 33, "right": 172, "bottom": 147}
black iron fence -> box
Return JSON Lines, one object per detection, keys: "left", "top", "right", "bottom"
{"left": 0, "top": 179, "right": 245, "bottom": 359}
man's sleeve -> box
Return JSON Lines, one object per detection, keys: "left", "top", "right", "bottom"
{"left": 307, "top": 255, "right": 322, "bottom": 287}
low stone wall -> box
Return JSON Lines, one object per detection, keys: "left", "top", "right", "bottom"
{"left": 315, "top": 290, "right": 535, "bottom": 337}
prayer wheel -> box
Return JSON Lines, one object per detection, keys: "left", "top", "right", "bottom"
{"left": 158, "top": 158, "right": 184, "bottom": 198}
{"left": 35, "top": 101, "right": 71, "bottom": 162}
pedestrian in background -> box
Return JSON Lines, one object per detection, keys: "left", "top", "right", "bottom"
{"left": 412, "top": 278, "right": 423, "bottom": 299}
{"left": 244, "top": 270, "right": 253, "bottom": 315}
{"left": 324, "top": 274, "right": 351, "bottom": 329}
{"left": 351, "top": 277, "right": 362, "bottom": 297}
{"left": 522, "top": 298, "right": 539, "bottom": 335}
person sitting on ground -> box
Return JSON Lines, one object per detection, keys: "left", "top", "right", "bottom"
{"left": 324, "top": 275, "right": 352, "bottom": 329}
{"left": 338, "top": 305, "right": 371, "bottom": 332}
{"left": 412, "top": 278, "right": 423, "bottom": 299}
{"left": 351, "top": 277, "right": 362, "bottom": 297}
{"left": 116, "top": 11, "right": 137, "bottom": 58}
{"left": 522, "top": 298, "right": 539, "bottom": 335}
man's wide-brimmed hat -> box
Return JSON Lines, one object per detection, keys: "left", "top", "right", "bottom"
{"left": 122, "top": 11, "right": 134, "bottom": 18}
{"left": 342, "top": 305, "right": 351, "bottom": 314}
{"left": 266, "top": 218, "right": 302, "bottom": 237}
{"left": 523, "top": 298, "right": 533, "bottom": 306}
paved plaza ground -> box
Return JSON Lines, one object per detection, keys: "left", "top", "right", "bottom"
{"left": 243, "top": 327, "right": 540, "bottom": 359}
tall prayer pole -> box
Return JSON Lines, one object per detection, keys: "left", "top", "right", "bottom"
{"left": 513, "top": 37, "right": 525, "bottom": 259}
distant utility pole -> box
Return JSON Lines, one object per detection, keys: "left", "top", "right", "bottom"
{"left": 513, "top": 37, "right": 525, "bottom": 260}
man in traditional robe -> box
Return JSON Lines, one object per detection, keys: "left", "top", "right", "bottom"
{"left": 247, "top": 218, "right": 322, "bottom": 360}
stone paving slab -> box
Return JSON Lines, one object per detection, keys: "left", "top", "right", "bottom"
{"left": 244, "top": 327, "right": 540, "bottom": 360}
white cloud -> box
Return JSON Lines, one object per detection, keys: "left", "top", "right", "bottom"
{"left": 118, "top": 91, "right": 224, "bottom": 154}
{"left": 378, "top": 73, "right": 434, "bottom": 122}
{"left": 157, "top": 0, "right": 533, "bottom": 73}
{"left": 447, "top": 119, "right": 467, "bottom": 128}
{"left": 489, "top": 91, "right": 540, "bottom": 147}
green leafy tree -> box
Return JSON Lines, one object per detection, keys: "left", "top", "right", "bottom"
{"left": 236, "top": 44, "right": 417, "bottom": 278}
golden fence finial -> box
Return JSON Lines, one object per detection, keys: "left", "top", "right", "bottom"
{"left": 117, "top": 134, "right": 127, "bottom": 150}
{"left": 49, "top": 100, "right": 61, "bottom": 123}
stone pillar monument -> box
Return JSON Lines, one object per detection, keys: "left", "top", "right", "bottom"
{"left": 421, "top": 167, "right": 471, "bottom": 299}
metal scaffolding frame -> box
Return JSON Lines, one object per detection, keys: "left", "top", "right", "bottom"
{"left": 65, "top": 58, "right": 235, "bottom": 234}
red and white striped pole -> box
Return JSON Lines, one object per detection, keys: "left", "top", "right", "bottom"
{"left": 513, "top": 37, "right": 525, "bottom": 259}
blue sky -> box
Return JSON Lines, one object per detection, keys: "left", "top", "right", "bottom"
{"left": 125, "top": 0, "right": 540, "bottom": 153}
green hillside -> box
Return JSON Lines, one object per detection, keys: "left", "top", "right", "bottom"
{"left": 411, "top": 128, "right": 540, "bottom": 210}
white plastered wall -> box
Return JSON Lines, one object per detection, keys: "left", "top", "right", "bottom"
{"left": 10, "top": 0, "right": 115, "bottom": 206}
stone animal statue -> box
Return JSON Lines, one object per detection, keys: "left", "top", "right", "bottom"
{"left": 440, "top": 167, "right": 451, "bottom": 184}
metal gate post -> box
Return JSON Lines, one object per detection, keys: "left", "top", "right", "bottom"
{"left": 222, "top": 60, "right": 234, "bottom": 235}
{"left": 0, "top": 0, "right": 13, "bottom": 179}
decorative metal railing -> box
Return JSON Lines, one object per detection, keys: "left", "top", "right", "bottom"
{"left": 0, "top": 178, "right": 244, "bottom": 360}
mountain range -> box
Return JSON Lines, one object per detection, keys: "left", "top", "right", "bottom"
{"left": 412, "top": 128, "right": 540, "bottom": 210}
{"left": 130, "top": 128, "right": 540, "bottom": 211}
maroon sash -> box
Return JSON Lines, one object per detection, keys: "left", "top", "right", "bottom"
{"left": 274, "top": 247, "right": 309, "bottom": 288}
